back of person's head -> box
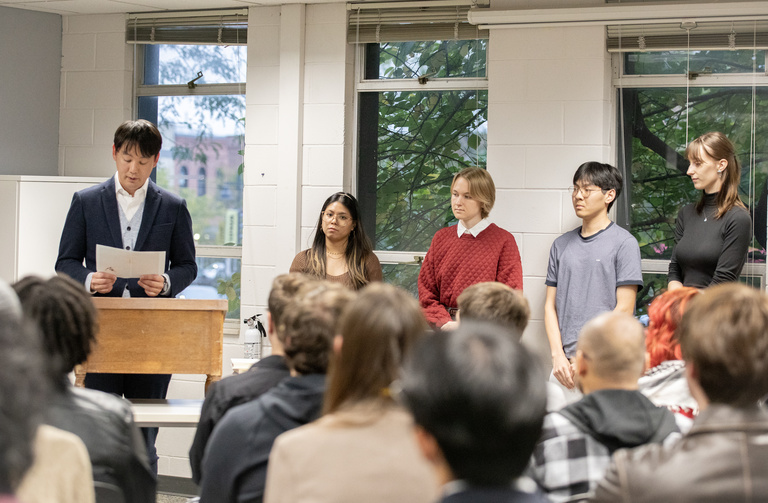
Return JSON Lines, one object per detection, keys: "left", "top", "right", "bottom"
{"left": 646, "top": 287, "right": 700, "bottom": 368}
{"left": 0, "top": 280, "right": 22, "bottom": 321}
{"left": 572, "top": 161, "right": 623, "bottom": 211}
{"left": 0, "top": 282, "right": 48, "bottom": 494}
{"left": 451, "top": 167, "right": 496, "bottom": 219}
{"left": 113, "top": 119, "right": 162, "bottom": 158}
{"left": 281, "top": 282, "right": 356, "bottom": 375}
{"left": 12, "top": 275, "right": 98, "bottom": 378}
{"left": 457, "top": 282, "right": 529, "bottom": 335}
{"left": 678, "top": 283, "right": 768, "bottom": 407}
{"left": 401, "top": 322, "right": 546, "bottom": 487}
{"left": 324, "top": 283, "right": 427, "bottom": 414}
{"left": 577, "top": 311, "right": 645, "bottom": 384}
{"left": 268, "top": 273, "right": 319, "bottom": 337}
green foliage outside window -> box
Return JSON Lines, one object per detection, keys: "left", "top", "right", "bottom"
{"left": 140, "top": 44, "right": 245, "bottom": 318}
{"left": 371, "top": 89, "right": 488, "bottom": 251}
{"left": 620, "top": 50, "right": 767, "bottom": 311}
{"left": 359, "top": 40, "right": 488, "bottom": 256}
{"left": 358, "top": 40, "right": 488, "bottom": 290}
{"left": 625, "top": 49, "right": 766, "bottom": 75}
{"left": 622, "top": 85, "right": 768, "bottom": 260}
{"left": 374, "top": 40, "right": 487, "bottom": 79}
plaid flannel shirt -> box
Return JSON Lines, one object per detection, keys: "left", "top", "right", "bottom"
{"left": 527, "top": 411, "right": 612, "bottom": 503}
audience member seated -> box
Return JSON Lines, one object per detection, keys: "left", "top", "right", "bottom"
{"left": 200, "top": 283, "right": 355, "bottom": 503}
{"left": 638, "top": 287, "right": 700, "bottom": 432}
{"left": 190, "top": 273, "right": 315, "bottom": 484}
{"left": 454, "top": 281, "right": 574, "bottom": 416}
{"left": 13, "top": 275, "right": 155, "bottom": 503}
{"left": 0, "top": 281, "right": 94, "bottom": 503}
{"left": 528, "top": 312, "right": 678, "bottom": 502}
{"left": 264, "top": 283, "right": 438, "bottom": 503}
{"left": 592, "top": 283, "right": 768, "bottom": 502}
{"left": 16, "top": 426, "right": 94, "bottom": 503}
{"left": 401, "top": 322, "right": 548, "bottom": 503}
{"left": 456, "top": 281, "right": 530, "bottom": 336}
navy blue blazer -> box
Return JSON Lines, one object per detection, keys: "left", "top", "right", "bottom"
{"left": 55, "top": 177, "right": 197, "bottom": 297}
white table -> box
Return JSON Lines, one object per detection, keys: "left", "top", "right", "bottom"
{"left": 129, "top": 399, "right": 204, "bottom": 427}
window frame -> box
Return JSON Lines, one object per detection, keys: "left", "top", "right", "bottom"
{"left": 612, "top": 51, "right": 768, "bottom": 292}
{"left": 134, "top": 45, "right": 245, "bottom": 333}
{"left": 353, "top": 41, "right": 489, "bottom": 270}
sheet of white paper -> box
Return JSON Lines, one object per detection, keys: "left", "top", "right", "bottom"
{"left": 96, "top": 244, "right": 166, "bottom": 278}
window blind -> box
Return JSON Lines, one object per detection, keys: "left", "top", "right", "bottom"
{"left": 126, "top": 9, "right": 248, "bottom": 45}
{"left": 347, "top": 1, "right": 489, "bottom": 44}
{"left": 607, "top": 19, "right": 768, "bottom": 52}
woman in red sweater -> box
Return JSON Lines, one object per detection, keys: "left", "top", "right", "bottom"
{"left": 418, "top": 167, "right": 523, "bottom": 329}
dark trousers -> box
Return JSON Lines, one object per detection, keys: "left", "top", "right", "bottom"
{"left": 84, "top": 373, "right": 172, "bottom": 475}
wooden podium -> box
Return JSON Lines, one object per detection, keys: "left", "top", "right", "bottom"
{"left": 75, "top": 297, "right": 228, "bottom": 393}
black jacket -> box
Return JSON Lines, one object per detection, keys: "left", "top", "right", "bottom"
{"left": 199, "top": 373, "right": 326, "bottom": 503}
{"left": 46, "top": 385, "right": 156, "bottom": 503}
{"left": 189, "top": 355, "right": 290, "bottom": 484}
{"left": 559, "top": 389, "right": 678, "bottom": 454}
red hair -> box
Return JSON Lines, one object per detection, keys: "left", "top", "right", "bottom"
{"left": 646, "top": 287, "right": 700, "bottom": 368}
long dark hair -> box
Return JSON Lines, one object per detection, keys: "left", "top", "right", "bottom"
{"left": 323, "top": 283, "right": 427, "bottom": 414}
{"left": 306, "top": 192, "right": 374, "bottom": 290}
{"left": 686, "top": 132, "right": 746, "bottom": 219}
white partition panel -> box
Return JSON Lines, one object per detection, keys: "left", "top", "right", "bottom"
{"left": 0, "top": 176, "right": 102, "bottom": 284}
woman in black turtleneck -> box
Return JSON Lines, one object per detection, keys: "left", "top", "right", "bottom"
{"left": 668, "top": 132, "right": 752, "bottom": 290}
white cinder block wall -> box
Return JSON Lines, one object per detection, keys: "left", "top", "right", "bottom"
{"left": 487, "top": 25, "right": 612, "bottom": 362}
{"left": 59, "top": 14, "right": 133, "bottom": 178}
{"left": 55, "top": 6, "right": 615, "bottom": 480}
{"left": 240, "top": 2, "right": 351, "bottom": 337}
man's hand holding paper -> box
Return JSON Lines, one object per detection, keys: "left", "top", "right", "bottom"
{"left": 90, "top": 272, "right": 118, "bottom": 294}
{"left": 96, "top": 244, "right": 166, "bottom": 278}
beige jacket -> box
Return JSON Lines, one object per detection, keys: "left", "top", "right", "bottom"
{"left": 265, "top": 402, "right": 438, "bottom": 503}
{"left": 17, "top": 425, "right": 95, "bottom": 503}
{"left": 591, "top": 404, "right": 768, "bottom": 503}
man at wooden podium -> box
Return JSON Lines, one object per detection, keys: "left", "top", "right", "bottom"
{"left": 55, "top": 119, "right": 198, "bottom": 474}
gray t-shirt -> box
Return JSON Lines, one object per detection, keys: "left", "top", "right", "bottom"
{"left": 546, "top": 222, "right": 643, "bottom": 357}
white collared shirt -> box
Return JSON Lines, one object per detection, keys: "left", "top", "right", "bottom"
{"left": 114, "top": 172, "right": 149, "bottom": 221}
{"left": 456, "top": 218, "right": 491, "bottom": 238}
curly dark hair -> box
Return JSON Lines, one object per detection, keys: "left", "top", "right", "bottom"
{"left": 13, "top": 275, "right": 98, "bottom": 378}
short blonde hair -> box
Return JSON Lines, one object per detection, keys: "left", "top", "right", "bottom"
{"left": 457, "top": 282, "right": 529, "bottom": 336}
{"left": 451, "top": 167, "right": 496, "bottom": 219}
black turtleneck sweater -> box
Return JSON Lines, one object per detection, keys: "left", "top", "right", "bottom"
{"left": 668, "top": 192, "right": 752, "bottom": 288}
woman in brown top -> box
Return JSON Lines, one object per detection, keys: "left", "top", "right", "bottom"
{"left": 290, "top": 192, "right": 382, "bottom": 289}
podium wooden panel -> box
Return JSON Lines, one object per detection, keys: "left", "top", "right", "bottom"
{"left": 75, "top": 298, "right": 227, "bottom": 393}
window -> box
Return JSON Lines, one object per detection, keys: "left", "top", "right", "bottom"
{"left": 356, "top": 39, "right": 488, "bottom": 295}
{"left": 131, "top": 11, "right": 246, "bottom": 320}
{"left": 614, "top": 46, "right": 768, "bottom": 313}
{"left": 179, "top": 166, "right": 189, "bottom": 188}
{"left": 197, "top": 167, "right": 207, "bottom": 197}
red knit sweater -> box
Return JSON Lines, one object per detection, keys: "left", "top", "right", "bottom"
{"left": 418, "top": 223, "right": 523, "bottom": 327}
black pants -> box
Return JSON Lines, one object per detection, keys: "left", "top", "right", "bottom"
{"left": 84, "top": 373, "right": 172, "bottom": 475}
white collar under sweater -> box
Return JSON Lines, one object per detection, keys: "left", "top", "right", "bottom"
{"left": 456, "top": 218, "right": 491, "bottom": 238}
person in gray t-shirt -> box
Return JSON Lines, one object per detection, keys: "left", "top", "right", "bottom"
{"left": 545, "top": 162, "right": 643, "bottom": 394}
